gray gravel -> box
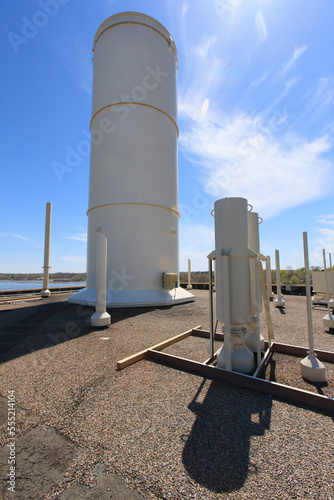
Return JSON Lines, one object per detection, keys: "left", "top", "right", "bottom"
{"left": 0, "top": 290, "right": 333, "bottom": 499}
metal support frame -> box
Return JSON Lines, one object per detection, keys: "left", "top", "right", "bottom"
{"left": 117, "top": 327, "right": 334, "bottom": 413}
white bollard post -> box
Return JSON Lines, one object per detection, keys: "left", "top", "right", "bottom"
{"left": 300, "top": 233, "right": 326, "bottom": 382}
{"left": 266, "top": 255, "right": 275, "bottom": 301}
{"left": 322, "top": 249, "right": 334, "bottom": 330}
{"left": 274, "top": 249, "right": 285, "bottom": 308}
{"left": 329, "top": 253, "right": 334, "bottom": 309}
{"left": 91, "top": 230, "right": 111, "bottom": 327}
{"left": 187, "top": 259, "right": 193, "bottom": 290}
{"left": 41, "top": 202, "right": 52, "bottom": 298}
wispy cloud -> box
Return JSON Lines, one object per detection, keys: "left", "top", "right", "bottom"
{"left": 180, "top": 111, "right": 332, "bottom": 219}
{"left": 314, "top": 214, "right": 334, "bottom": 225}
{"left": 65, "top": 233, "right": 87, "bottom": 242}
{"left": 310, "top": 215, "right": 334, "bottom": 266}
{"left": 193, "top": 35, "right": 217, "bottom": 59}
{"left": 248, "top": 71, "right": 270, "bottom": 92}
{"left": 314, "top": 75, "right": 334, "bottom": 107}
{"left": 277, "top": 45, "right": 307, "bottom": 78}
{"left": 0, "top": 233, "right": 28, "bottom": 240}
{"left": 255, "top": 11, "right": 267, "bottom": 42}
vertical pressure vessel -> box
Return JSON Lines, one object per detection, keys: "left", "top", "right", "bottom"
{"left": 69, "top": 12, "right": 193, "bottom": 307}
{"left": 215, "top": 197, "right": 252, "bottom": 327}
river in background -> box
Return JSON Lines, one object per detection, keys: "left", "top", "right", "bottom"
{"left": 0, "top": 281, "right": 86, "bottom": 291}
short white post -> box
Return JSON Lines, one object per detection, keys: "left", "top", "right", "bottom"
{"left": 300, "top": 233, "right": 326, "bottom": 382}
{"left": 41, "top": 202, "right": 52, "bottom": 297}
{"left": 274, "top": 249, "right": 285, "bottom": 308}
{"left": 91, "top": 230, "right": 111, "bottom": 327}
{"left": 187, "top": 259, "right": 193, "bottom": 290}
{"left": 329, "top": 253, "right": 334, "bottom": 308}
{"left": 266, "top": 255, "right": 275, "bottom": 301}
{"left": 322, "top": 249, "right": 334, "bottom": 330}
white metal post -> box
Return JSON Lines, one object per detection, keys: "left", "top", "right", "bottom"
{"left": 187, "top": 258, "right": 193, "bottom": 290}
{"left": 274, "top": 249, "right": 285, "bottom": 308}
{"left": 329, "top": 253, "right": 334, "bottom": 308}
{"left": 323, "top": 249, "right": 330, "bottom": 314}
{"left": 208, "top": 257, "right": 214, "bottom": 359}
{"left": 41, "top": 202, "right": 52, "bottom": 298}
{"left": 322, "top": 249, "right": 334, "bottom": 330}
{"left": 300, "top": 232, "right": 326, "bottom": 382}
{"left": 91, "top": 230, "right": 111, "bottom": 327}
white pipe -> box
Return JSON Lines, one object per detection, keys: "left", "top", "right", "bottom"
{"left": 268, "top": 255, "right": 273, "bottom": 296}
{"left": 254, "top": 259, "right": 262, "bottom": 367}
{"left": 300, "top": 233, "right": 326, "bottom": 382}
{"left": 266, "top": 257, "right": 271, "bottom": 302}
{"left": 330, "top": 253, "right": 334, "bottom": 301}
{"left": 91, "top": 230, "right": 111, "bottom": 327}
{"left": 41, "top": 202, "right": 52, "bottom": 298}
{"left": 187, "top": 259, "right": 192, "bottom": 290}
{"left": 275, "top": 249, "right": 282, "bottom": 299}
{"left": 208, "top": 257, "right": 214, "bottom": 359}
{"left": 322, "top": 249, "right": 331, "bottom": 314}
{"left": 248, "top": 212, "right": 261, "bottom": 314}
{"left": 303, "top": 232, "right": 314, "bottom": 354}
{"left": 213, "top": 258, "right": 216, "bottom": 291}
{"left": 222, "top": 254, "right": 232, "bottom": 372}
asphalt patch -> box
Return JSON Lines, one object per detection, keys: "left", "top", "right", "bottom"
{"left": 0, "top": 426, "right": 79, "bottom": 499}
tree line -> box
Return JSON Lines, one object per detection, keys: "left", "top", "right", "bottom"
{"left": 0, "top": 272, "right": 86, "bottom": 282}
{"left": 179, "top": 266, "right": 329, "bottom": 285}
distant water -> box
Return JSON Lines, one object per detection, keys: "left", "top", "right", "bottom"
{"left": 0, "top": 281, "right": 86, "bottom": 292}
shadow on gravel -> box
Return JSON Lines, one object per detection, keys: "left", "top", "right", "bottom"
{"left": 182, "top": 378, "right": 272, "bottom": 492}
{"left": 0, "top": 298, "right": 179, "bottom": 365}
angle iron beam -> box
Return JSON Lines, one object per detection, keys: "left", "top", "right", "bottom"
{"left": 147, "top": 349, "right": 334, "bottom": 413}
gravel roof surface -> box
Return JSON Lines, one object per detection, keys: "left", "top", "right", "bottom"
{"left": 0, "top": 290, "right": 333, "bottom": 499}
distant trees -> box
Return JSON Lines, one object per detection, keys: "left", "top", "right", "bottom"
{"left": 180, "top": 266, "right": 328, "bottom": 285}
{"left": 0, "top": 273, "right": 86, "bottom": 282}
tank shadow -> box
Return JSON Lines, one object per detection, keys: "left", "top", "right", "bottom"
{"left": 182, "top": 378, "right": 272, "bottom": 493}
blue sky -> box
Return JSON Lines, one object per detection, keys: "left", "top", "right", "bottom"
{"left": 1, "top": 0, "right": 334, "bottom": 273}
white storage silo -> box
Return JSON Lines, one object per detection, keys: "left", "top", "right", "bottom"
{"left": 69, "top": 12, "right": 194, "bottom": 307}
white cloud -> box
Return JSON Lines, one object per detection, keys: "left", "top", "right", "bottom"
{"left": 248, "top": 71, "right": 270, "bottom": 91}
{"left": 277, "top": 45, "right": 307, "bottom": 78}
{"left": 180, "top": 111, "right": 332, "bottom": 219}
{"left": 314, "top": 75, "right": 334, "bottom": 108}
{"left": 65, "top": 233, "right": 87, "bottom": 242}
{"left": 0, "top": 233, "right": 28, "bottom": 240}
{"left": 309, "top": 215, "right": 334, "bottom": 267}
{"left": 255, "top": 11, "right": 267, "bottom": 42}
{"left": 193, "top": 35, "right": 217, "bottom": 59}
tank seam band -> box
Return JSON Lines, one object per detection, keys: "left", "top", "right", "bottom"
{"left": 90, "top": 102, "right": 179, "bottom": 136}
{"left": 87, "top": 202, "right": 180, "bottom": 218}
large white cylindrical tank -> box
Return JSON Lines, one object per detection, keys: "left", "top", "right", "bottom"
{"left": 69, "top": 12, "right": 193, "bottom": 307}
{"left": 215, "top": 197, "right": 252, "bottom": 327}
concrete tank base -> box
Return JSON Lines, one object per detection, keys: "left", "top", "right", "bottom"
{"left": 68, "top": 287, "right": 194, "bottom": 308}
